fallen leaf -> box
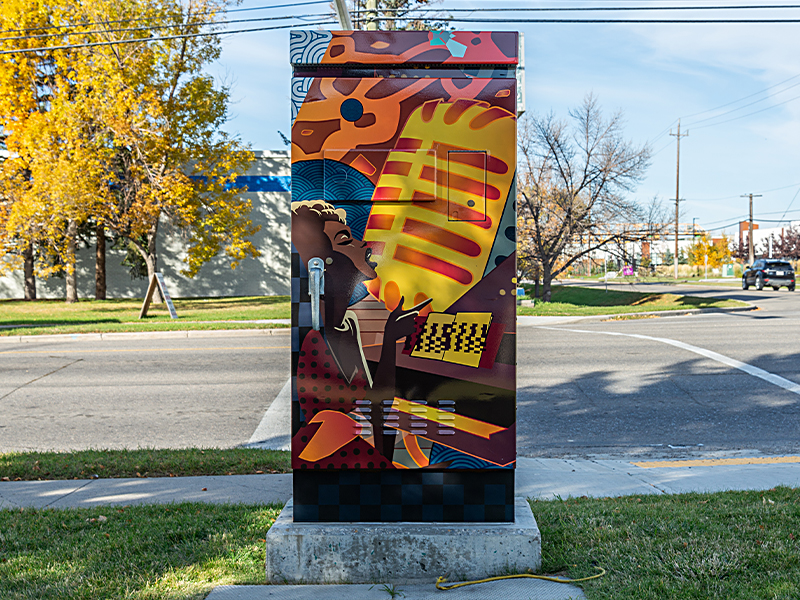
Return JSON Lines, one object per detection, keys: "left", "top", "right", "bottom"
{"left": 201, "top": 488, "right": 207, "bottom": 491}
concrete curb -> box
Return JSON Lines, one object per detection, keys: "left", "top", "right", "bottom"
{"left": 518, "top": 303, "right": 757, "bottom": 326}
{"left": 0, "top": 327, "right": 291, "bottom": 343}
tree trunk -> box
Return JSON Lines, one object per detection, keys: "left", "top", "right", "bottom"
{"left": 65, "top": 219, "right": 78, "bottom": 303}
{"left": 23, "top": 242, "right": 36, "bottom": 300}
{"left": 541, "top": 263, "right": 553, "bottom": 302}
{"left": 95, "top": 223, "right": 106, "bottom": 300}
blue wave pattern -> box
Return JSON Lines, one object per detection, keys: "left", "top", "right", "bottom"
{"left": 290, "top": 30, "right": 332, "bottom": 123}
{"left": 189, "top": 175, "right": 290, "bottom": 192}
{"left": 429, "top": 444, "right": 513, "bottom": 469}
{"left": 289, "top": 30, "right": 332, "bottom": 65}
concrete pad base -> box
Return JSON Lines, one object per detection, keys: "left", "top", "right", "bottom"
{"left": 266, "top": 497, "right": 541, "bottom": 584}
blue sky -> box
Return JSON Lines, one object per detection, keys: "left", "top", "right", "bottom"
{"left": 207, "top": 1, "right": 800, "bottom": 235}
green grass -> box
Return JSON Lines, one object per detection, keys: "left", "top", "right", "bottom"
{"left": 0, "top": 448, "right": 291, "bottom": 481}
{"left": 533, "top": 487, "right": 800, "bottom": 599}
{"left": 518, "top": 285, "right": 746, "bottom": 316}
{"left": 0, "top": 502, "right": 280, "bottom": 600}
{"left": 1, "top": 490, "right": 798, "bottom": 599}
{"left": 0, "top": 296, "right": 290, "bottom": 336}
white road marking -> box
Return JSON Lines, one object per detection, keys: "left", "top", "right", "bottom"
{"left": 539, "top": 326, "right": 800, "bottom": 396}
{"left": 245, "top": 379, "right": 291, "bottom": 450}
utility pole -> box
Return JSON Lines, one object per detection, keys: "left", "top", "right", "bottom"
{"left": 670, "top": 120, "right": 688, "bottom": 279}
{"left": 333, "top": 0, "right": 353, "bottom": 29}
{"left": 741, "top": 193, "right": 762, "bottom": 265}
{"left": 365, "top": 0, "right": 378, "bottom": 30}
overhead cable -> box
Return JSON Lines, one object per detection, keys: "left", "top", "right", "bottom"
{"left": 0, "top": 1, "right": 329, "bottom": 36}
{"left": 0, "top": 21, "right": 337, "bottom": 55}
{"left": 0, "top": 13, "right": 328, "bottom": 42}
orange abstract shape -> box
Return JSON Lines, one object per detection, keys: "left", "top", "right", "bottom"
{"left": 370, "top": 41, "right": 391, "bottom": 49}
{"left": 351, "top": 153, "right": 377, "bottom": 176}
{"left": 495, "top": 89, "right": 511, "bottom": 98}
{"left": 298, "top": 410, "right": 360, "bottom": 462}
{"left": 292, "top": 77, "right": 435, "bottom": 176}
{"left": 367, "top": 276, "right": 382, "bottom": 299}
{"left": 383, "top": 280, "right": 401, "bottom": 310}
{"left": 404, "top": 435, "right": 430, "bottom": 467}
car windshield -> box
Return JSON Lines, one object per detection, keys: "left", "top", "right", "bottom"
{"left": 766, "top": 261, "right": 793, "bottom": 270}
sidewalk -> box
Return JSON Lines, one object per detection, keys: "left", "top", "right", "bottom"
{"left": 2, "top": 456, "right": 799, "bottom": 510}
{"left": 3, "top": 455, "right": 798, "bottom": 599}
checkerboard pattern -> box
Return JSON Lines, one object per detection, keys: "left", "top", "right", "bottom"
{"left": 293, "top": 470, "right": 514, "bottom": 523}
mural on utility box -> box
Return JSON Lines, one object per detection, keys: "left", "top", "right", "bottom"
{"left": 290, "top": 30, "right": 518, "bottom": 473}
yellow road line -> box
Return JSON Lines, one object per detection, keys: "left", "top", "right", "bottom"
{"left": 0, "top": 346, "right": 290, "bottom": 355}
{"left": 632, "top": 456, "right": 800, "bottom": 468}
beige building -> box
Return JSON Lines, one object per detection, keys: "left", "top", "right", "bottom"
{"left": 0, "top": 151, "right": 291, "bottom": 300}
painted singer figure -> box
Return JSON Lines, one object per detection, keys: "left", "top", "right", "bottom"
{"left": 291, "top": 200, "right": 431, "bottom": 465}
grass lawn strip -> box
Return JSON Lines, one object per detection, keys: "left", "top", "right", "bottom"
{"left": 0, "top": 502, "right": 280, "bottom": 600}
{"left": 0, "top": 288, "right": 745, "bottom": 335}
{"left": 2, "top": 489, "right": 798, "bottom": 599}
{"left": 534, "top": 487, "right": 800, "bottom": 599}
{"left": 0, "top": 296, "right": 291, "bottom": 337}
{"left": 0, "top": 448, "right": 291, "bottom": 482}
{"left": 518, "top": 285, "right": 746, "bottom": 317}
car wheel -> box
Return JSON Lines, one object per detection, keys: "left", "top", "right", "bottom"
{"left": 756, "top": 274, "right": 764, "bottom": 290}
{"left": 790, "top": 284, "right": 796, "bottom": 292}
{"left": 742, "top": 277, "right": 749, "bottom": 290}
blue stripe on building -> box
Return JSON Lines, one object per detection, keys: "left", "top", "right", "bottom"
{"left": 190, "top": 175, "right": 291, "bottom": 192}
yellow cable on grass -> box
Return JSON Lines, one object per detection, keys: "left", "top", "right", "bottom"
{"left": 436, "top": 566, "right": 606, "bottom": 591}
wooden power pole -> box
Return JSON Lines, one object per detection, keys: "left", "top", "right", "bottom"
{"left": 670, "top": 120, "right": 688, "bottom": 279}
{"left": 333, "top": 0, "right": 353, "bottom": 29}
{"left": 364, "top": 0, "right": 378, "bottom": 29}
{"left": 742, "top": 192, "right": 762, "bottom": 265}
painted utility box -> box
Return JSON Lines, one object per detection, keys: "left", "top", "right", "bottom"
{"left": 290, "top": 30, "right": 518, "bottom": 523}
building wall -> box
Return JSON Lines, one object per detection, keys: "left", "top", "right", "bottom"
{"left": 0, "top": 151, "right": 291, "bottom": 299}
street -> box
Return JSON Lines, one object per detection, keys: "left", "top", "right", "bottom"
{"left": 0, "top": 333, "right": 290, "bottom": 452}
{"left": 1, "top": 284, "right": 798, "bottom": 459}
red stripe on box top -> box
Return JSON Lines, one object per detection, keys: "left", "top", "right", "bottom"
{"left": 393, "top": 245, "right": 473, "bottom": 285}
{"left": 367, "top": 214, "right": 395, "bottom": 231}
{"left": 411, "top": 192, "right": 492, "bottom": 229}
{"left": 401, "top": 218, "right": 481, "bottom": 257}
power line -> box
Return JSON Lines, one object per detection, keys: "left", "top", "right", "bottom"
{"left": 0, "top": 21, "right": 338, "bottom": 56}
{"left": 679, "top": 72, "right": 800, "bottom": 121}
{"left": 690, "top": 90, "right": 800, "bottom": 129}
{"left": 685, "top": 79, "right": 800, "bottom": 126}
{"left": 0, "top": 1, "right": 329, "bottom": 36}
{"left": 0, "top": 13, "right": 329, "bottom": 43}
{"left": 361, "top": 3, "right": 800, "bottom": 11}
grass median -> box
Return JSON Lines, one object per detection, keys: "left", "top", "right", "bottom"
{"left": 1, "top": 488, "right": 798, "bottom": 599}
{"left": 518, "top": 285, "right": 747, "bottom": 316}
{"left": 0, "top": 296, "right": 290, "bottom": 336}
{"left": 2, "top": 286, "right": 745, "bottom": 337}
{"left": 0, "top": 448, "right": 291, "bottom": 481}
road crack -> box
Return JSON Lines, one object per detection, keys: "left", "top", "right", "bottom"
{"left": 0, "top": 358, "right": 83, "bottom": 401}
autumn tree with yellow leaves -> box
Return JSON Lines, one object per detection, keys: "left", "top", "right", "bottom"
{"left": 687, "top": 233, "right": 731, "bottom": 269}
{"left": 0, "top": 0, "right": 258, "bottom": 301}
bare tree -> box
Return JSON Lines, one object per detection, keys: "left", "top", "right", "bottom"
{"left": 351, "top": 0, "right": 448, "bottom": 30}
{"left": 517, "top": 94, "right": 664, "bottom": 301}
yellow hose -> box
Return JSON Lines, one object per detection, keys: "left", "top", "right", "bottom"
{"left": 435, "top": 566, "right": 606, "bottom": 591}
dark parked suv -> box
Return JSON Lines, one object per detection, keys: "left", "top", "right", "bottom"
{"left": 742, "top": 259, "right": 796, "bottom": 291}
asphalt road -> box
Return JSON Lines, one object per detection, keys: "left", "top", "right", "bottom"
{"left": 0, "top": 334, "right": 290, "bottom": 452}
{"left": 0, "top": 284, "right": 797, "bottom": 458}
{"left": 517, "top": 282, "right": 799, "bottom": 459}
